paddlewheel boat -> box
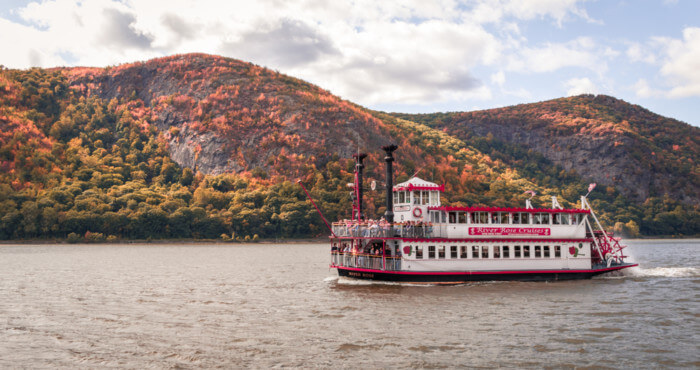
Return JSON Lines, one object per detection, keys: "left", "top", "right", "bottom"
{"left": 302, "top": 144, "right": 637, "bottom": 283}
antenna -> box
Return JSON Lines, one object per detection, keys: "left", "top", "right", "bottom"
{"left": 410, "top": 165, "right": 425, "bottom": 178}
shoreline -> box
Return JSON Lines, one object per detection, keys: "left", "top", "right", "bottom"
{"left": 0, "top": 237, "right": 330, "bottom": 245}
{"left": 1, "top": 237, "right": 698, "bottom": 245}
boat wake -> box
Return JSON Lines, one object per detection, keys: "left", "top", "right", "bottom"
{"left": 625, "top": 266, "right": 699, "bottom": 278}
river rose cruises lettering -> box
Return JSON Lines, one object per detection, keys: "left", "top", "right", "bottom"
{"left": 469, "top": 227, "right": 551, "bottom": 236}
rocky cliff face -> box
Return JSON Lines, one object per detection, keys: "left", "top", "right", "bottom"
{"left": 62, "top": 54, "right": 405, "bottom": 176}
{"left": 463, "top": 119, "right": 653, "bottom": 201}
{"left": 407, "top": 95, "right": 699, "bottom": 205}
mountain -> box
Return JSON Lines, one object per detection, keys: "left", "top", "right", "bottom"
{"left": 392, "top": 95, "right": 699, "bottom": 206}
{"left": 0, "top": 53, "right": 697, "bottom": 240}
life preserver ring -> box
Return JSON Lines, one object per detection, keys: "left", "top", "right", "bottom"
{"left": 412, "top": 207, "right": 422, "bottom": 218}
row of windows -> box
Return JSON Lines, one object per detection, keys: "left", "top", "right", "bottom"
{"left": 413, "top": 245, "right": 563, "bottom": 259}
{"left": 435, "top": 211, "right": 584, "bottom": 225}
{"left": 394, "top": 191, "right": 440, "bottom": 206}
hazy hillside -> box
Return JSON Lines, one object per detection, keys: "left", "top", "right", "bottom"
{"left": 0, "top": 53, "right": 697, "bottom": 240}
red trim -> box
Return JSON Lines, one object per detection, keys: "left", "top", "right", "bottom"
{"left": 335, "top": 264, "right": 638, "bottom": 276}
{"left": 401, "top": 238, "right": 589, "bottom": 243}
{"left": 429, "top": 206, "right": 590, "bottom": 214}
{"left": 394, "top": 184, "right": 445, "bottom": 192}
{"left": 329, "top": 236, "right": 591, "bottom": 243}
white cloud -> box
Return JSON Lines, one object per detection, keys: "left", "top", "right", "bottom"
{"left": 658, "top": 27, "right": 700, "bottom": 98}
{"left": 626, "top": 42, "right": 656, "bottom": 64}
{"left": 0, "top": 0, "right": 597, "bottom": 106}
{"left": 491, "top": 71, "right": 506, "bottom": 86}
{"left": 470, "top": 0, "right": 592, "bottom": 26}
{"left": 565, "top": 77, "right": 597, "bottom": 96}
{"left": 507, "top": 37, "right": 603, "bottom": 74}
{"left": 632, "top": 78, "right": 657, "bottom": 98}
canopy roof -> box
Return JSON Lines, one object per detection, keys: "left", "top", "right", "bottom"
{"left": 393, "top": 177, "right": 444, "bottom": 192}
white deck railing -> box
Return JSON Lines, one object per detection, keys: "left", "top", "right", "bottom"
{"left": 331, "top": 222, "right": 433, "bottom": 239}
{"left": 331, "top": 252, "right": 401, "bottom": 271}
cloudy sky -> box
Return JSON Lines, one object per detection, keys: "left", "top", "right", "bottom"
{"left": 1, "top": 0, "right": 698, "bottom": 126}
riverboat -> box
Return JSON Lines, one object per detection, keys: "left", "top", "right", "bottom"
{"left": 302, "top": 144, "right": 637, "bottom": 283}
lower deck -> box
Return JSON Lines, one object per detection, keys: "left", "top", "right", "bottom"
{"left": 331, "top": 237, "right": 596, "bottom": 273}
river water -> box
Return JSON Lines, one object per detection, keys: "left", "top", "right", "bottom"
{"left": 1, "top": 240, "right": 697, "bottom": 368}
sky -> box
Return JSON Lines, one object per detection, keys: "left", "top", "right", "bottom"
{"left": 0, "top": 0, "right": 698, "bottom": 126}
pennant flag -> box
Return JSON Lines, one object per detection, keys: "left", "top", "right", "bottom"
{"left": 588, "top": 183, "right": 596, "bottom": 193}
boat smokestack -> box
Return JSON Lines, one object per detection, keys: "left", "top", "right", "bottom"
{"left": 382, "top": 144, "right": 398, "bottom": 223}
{"left": 352, "top": 153, "right": 367, "bottom": 220}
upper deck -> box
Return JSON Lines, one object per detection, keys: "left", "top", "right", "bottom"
{"left": 332, "top": 206, "right": 590, "bottom": 240}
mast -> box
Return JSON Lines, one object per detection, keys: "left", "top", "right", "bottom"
{"left": 382, "top": 144, "right": 398, "bottom": 223}
{"left": 352, "top": 153, "right": 367, "bottom": 221}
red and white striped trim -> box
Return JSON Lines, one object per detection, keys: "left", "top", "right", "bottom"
{"left": 429, "top": 206, "right": 590, "bottom": 214}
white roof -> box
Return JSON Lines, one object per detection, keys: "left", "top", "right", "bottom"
{"left": 394, "top": 177, "right": 440, "bottom": 189}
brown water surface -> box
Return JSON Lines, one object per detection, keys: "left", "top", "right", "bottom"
{"left": 1, "top": 240, "right": 698, "bottom": 368}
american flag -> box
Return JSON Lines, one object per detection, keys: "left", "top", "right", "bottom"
{"left": 588, "top": 183, "right": 596, "bottom": 193}
{"left": 524, "top": 190, "right": 536, "bottom": 197}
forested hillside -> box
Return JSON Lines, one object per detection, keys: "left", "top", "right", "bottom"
{"left": 0, "top": 53, "right": 697, "bottom": 240}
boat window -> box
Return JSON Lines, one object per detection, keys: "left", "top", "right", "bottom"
{"left": 572, "top": 214, "right": 584, "bottom": 225}
{"left": 533, "top": 213, "right": 547, "bottom": 225}
{"left": 481, "top": 246, "right": 489, "bottom": 258}
{"left": 543, "top": 245, "right": 550, "bottom": 258}
{"left": 415, "top": 246, "right": 423, "bottom": 259}
{"left": 421, "top": 191, "right": 429, "bottom": 205}
{"left": 428, "top": 245, "right": 436, "bottom": 259}
{"left": 438, "top": 246, "right": 445, "bottom": 259}
{"left": 542, "top": 213, "right": 550, "bottom": 224}
{"left": 523, "top": 245, "right": 530, "bottom": 258}
{"left": 554, "top": 245, "right": 561, "bottom": 258}
{"left": 492, "top": 212, "right": 509, "bottom": 224}
{"left": 514, "top": 245, "right": 521, "bottom": 258}
{"left": 441, "top": 212, "right": 447, "bottom": 223}
{"left": 394, "top": 192, "right": 399, "bottom": 205}
{"left": 471, "top": 212, "right": 488, "bottom": 224}
{"left": 534, "top": 245, "right": 542, "bottom": 258}
{"left": 449, "top": 212, "right": 457, "bottom": 224}
{"left": 430, "top": 191, "right": 439, "bottom": 205}
{"left": 472, "top": 246, "right": 479, "bottom": 258}
{"left": 458, "top": 212, "right": 467, "bottom": 224}
{"left": 450, "top": 246, "right": 458, "bottom": 258}
{"left": 513, "top": 212, "right": 529, "bottom": 224}
{"left": 553, "top": 213, "right": 570, "bottom": 225}
{"left": 460, "top": 246, "right": 468, "bottom": 258}
{"left": 493, "top": 246, "right": 500, "bottom": 258}
{"left": 397, "top": 191, "right": 404, "bottom": 204}
{"left": 413, "top": 192, "right": 419, "bottom": 204}
{"left": 503, "top": 246, "right": 510, "bottom": 258}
